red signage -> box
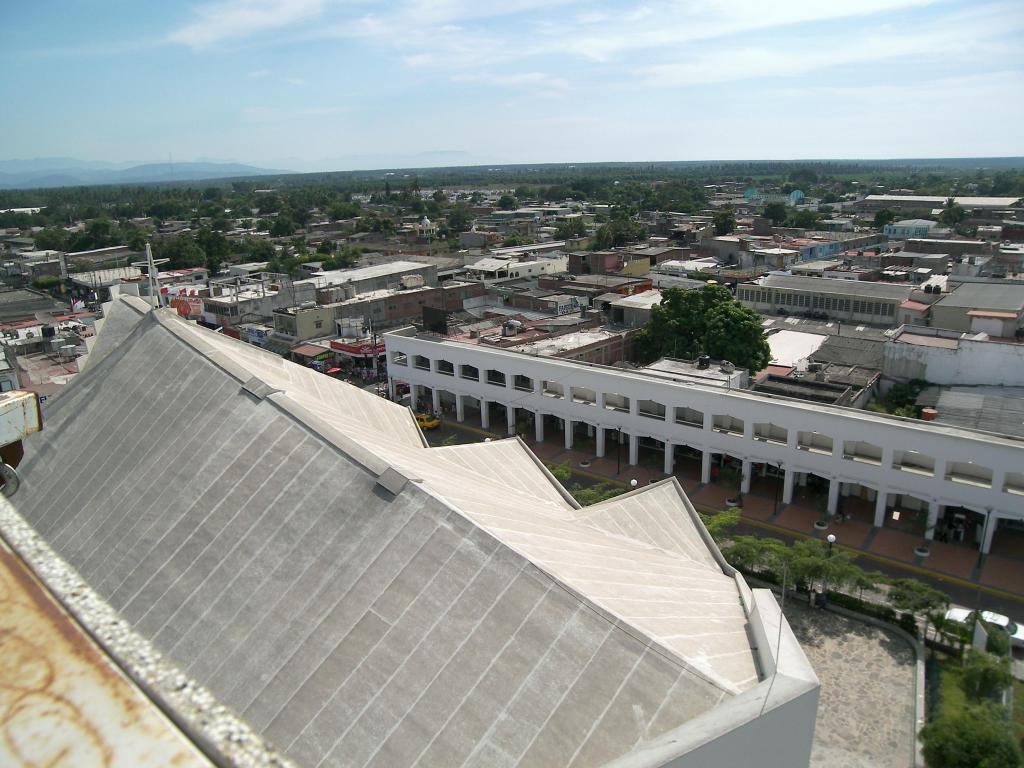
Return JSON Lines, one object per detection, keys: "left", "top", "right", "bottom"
{"left": 170, "top": 296, "right": 203, "bottom": 318}
{"left": 330, "top": 340, "right": 386, "bottom": 355}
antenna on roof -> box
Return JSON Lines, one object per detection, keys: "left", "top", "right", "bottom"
{"left": 132, "top": 243, "right": 169, "bottom": 309}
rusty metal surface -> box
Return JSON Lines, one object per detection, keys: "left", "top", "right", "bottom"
{"left": 0, "top": 540, "right": 212, "bottom": 768}
{"left": 0, "top": 391, "right": 42, "bottom": 443}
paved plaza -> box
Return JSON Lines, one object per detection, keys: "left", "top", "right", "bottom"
{"left": 783, "top": 602, "right": 917, "bottom": 768}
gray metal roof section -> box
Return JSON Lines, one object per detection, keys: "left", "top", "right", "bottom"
{"left": 918, "top": 386, "right": 1024, "bottom": 438}
{"left": 78, "top": 293, "right": 150, "bottom": 372}
{"left": 934, "top": 282, "right": 1024, "bottom": 311}
{"left": 11, "top": 299, "right": 791, "bottom": 767}
{"left": 759, "top": 275, "right": 914, "bottom": 300}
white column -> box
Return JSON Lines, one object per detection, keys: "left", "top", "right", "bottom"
{"left": 740, "top": 459, "right": 752, "bottom": 494}
{"left": 388, "top": 377, "right": 397, "bottom": 399}
{"left": 664, "top": 442, "right": 674, "bottom": 475}
{"left": 628, "top": 434, "right": 639, "bottom": 466}
{"left": 535, "top": 413, "right": 544, "bottom": 442}
{"left": 874, "top": 490, "right": 889, "bottom": 528}
{"left": 431, "top": 387, "right": 441, "bottom": 414}
{"left": 925, "top": 501, "right": 940, "bottom": 540}
{"left": 506, "top": 405, "right": 516, "bottom": 436}
{"left": 596, "top": 427, "right": 606, "bottom": 458}
{"left": 782, "top": 469, "right": 795, "bottom": 504}
{"left": 456, "top": 394, "right": 465, "bottom": 422}
{"left": 587, "top": 424, "right": 594, "bottom": 437}
{"left": 701, "top": 451, "right": 712, "bottom": 484}
{"left": 827, "top": 478, "right": 840, "bottom": 515}
{"left": 564, "top": 420, "right": 574, "bottom": 450}
{"left": 982, "top": 513, "right": 998, "bottom": 555}
{"left": 480, "top": 399, "right": 490, "bottom": 429}
{"left": 411, "top": 384, "right": 422, "bottom": 407}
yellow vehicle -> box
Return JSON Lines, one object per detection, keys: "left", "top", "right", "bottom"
{"left": 415, "top": 412, "right": 441, "bottom": 430}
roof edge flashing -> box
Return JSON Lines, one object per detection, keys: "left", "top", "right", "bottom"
{"left": 264, "top": 391, "right": 397, "bottom": 479}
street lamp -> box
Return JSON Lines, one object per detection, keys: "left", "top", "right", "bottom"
{"left": 826, "top": 533, "right": 836, "bottom": 557}
{"left": 630, "top": 479, "right": 638, "bottom": 489}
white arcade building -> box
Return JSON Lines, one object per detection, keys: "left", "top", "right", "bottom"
{"left": 385, "top": 326, "right": 1024, "bottom": 555}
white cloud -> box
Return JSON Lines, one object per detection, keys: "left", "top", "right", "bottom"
{"left": 248, "top": 68, "right": 271, "bottom": 78}
{"left": 633, "top": 1, "right": 1024, "bottom": 86}
{"left": 169, "top": 0, "right": 325, "bottom": 48}
{"left": 453, "top": 71, "right": 570, "bottom": 94}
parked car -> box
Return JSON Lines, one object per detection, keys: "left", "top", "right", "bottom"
{"left": 944, "top": 607, "right": 1024, "bottom": 648}
{"left": 415, "top": 412, "right": 441, "bottom": 430}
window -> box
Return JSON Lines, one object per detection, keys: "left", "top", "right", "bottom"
{"left": 637, "top": 399, "right": 666, "bottom": 420}
{"left": 604, "top": 393, "right": 630, "bottom": 412}
{"left": 542, "top": 380, "right": 564, "bottom": 398}
{"left": 513, "top": 374, "right": 532, "bottom": 392}
{"left": 314, "top": 320, "right": 323, "bottom": 329}
{"left": 674, "top": 406, "right": 703, "bottom": 428}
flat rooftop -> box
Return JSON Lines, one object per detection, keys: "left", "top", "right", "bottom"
{"left": 767, "top": 329, "right": 828, "bottom": 367}
{"left": 935, "top": 282, "right": 1024, "bottom": 311}
{"left": 640, "top": 357, "right": 743, "bottom": 388}
{"left": 511, "top": 330, "right": 620, "bottom": 356}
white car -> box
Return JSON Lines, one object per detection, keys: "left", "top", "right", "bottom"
{"left": 944, "top": 607, "right": 1024, "bottom": 649}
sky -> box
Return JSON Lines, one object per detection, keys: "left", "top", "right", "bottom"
{"left": 2, "top": 0, "right": 1023, "bottom": 172}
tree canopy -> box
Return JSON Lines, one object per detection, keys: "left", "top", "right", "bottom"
{"left": 635, "top": 284, "right": 771, "bottom": 372}
{"left": 920, "top": 703, "right": 1021, "bottom": 768}
{"left": 712, "top": 207, "right": 736, "bottom": 235}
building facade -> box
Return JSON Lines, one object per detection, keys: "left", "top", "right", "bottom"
{"left": 386, "top": 327, "right": 1024, "bottom": 553}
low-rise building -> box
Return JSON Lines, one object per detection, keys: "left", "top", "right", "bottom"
{"left": 883, "top": 219, "right": 939, "bottom": 238}
{"left": 929, "top": 283, "right": 1024, "bottom": 333}
{"left": 737, "top": 275, "right": 914, "bottom": 326}
{"left": 886, "top": 325, "right": 1024, "bottom": 386}
{"left": 386, "top": 325, "right": 1024, "bottom": 554}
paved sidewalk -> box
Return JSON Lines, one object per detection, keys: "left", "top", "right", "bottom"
{"left": 784, "top": 601, "right": 917, "bottom": 768}
{"left": 426, "top": 418, "right": 1024, "bottom": 610}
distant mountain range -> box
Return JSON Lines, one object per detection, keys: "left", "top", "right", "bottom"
{"left": 0, "top": 157, "right": 287, "bottom": 190}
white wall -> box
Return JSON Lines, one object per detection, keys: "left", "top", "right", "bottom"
{"left": 885, "top": 333, "right": 1024, "bottom": 386}
{"left": 388, "top": 329, "right": 1024, "bottom": 527}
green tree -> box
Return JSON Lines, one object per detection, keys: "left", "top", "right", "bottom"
{"left": 546, "top": 462, "right": 571, "bottom": 485}
{"left": 33, "top": 227, "right": 68, "bottom": 251}
{"left": 32, "top": 275, "right": 63, "bottom": 292}
{"left": 939, "top": 197, "right": 967, "bottom": 228}
{"left": 763, "top": 202, "right": 788, "bottom": 225}
{"left": 635, "top": 284, "right": 771, "bottom": 372}
{"left": 571, "top": 483, "right": 624, "bottom": 506}
{"left": 698, "top": 509, "right": 740, "bottom": 544}
{"left": 920, "top": 703, "right": 1021, "bottom": 768}
{"left": 873, "top": 208, "right": 897, "bottom": 228}
{"left": 593, "top": 213, "right": 645, "bottom": 249}
{"left": 712, "top": 207, "right": 736, "bottom": 235}
{"left": 962, "top": 649, "right": 1012, "bottom": 702}
{"left": 555, "top": 217, "right": 587, "bottom": 240}
{"left": 786, "top": 209, "right": 820, "bottom": 229}
{"left": 497, "top": 194, "right": 517, "bottom": 210}
{"left": 270, "top": 213, "right": 297, "bottom": 237}
{"left": 152, "top": 233, "right": 205, "bottom": 269}
{"left": 503, "top": 232, "right": 526, "bottom": 247}
{"left": 446, "top": 205, "right": 474, "bottom": 233}
{"left": 887, "top": 578, "right": 948, "bottom": 639}
{"left": 195, "top": 227, "right": 230, "bottom": 276}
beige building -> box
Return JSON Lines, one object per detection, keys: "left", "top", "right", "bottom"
{"left": 737, "top": 275, "right": 914, "bottom": 326}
